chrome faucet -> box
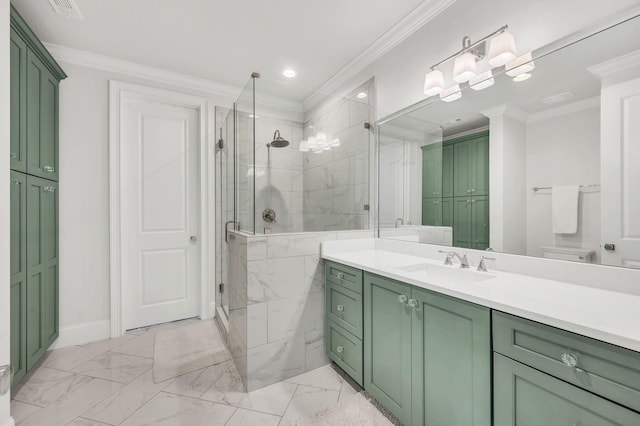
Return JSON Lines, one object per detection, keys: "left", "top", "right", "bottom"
{"left": 477, "top": 255, "right": 496, "bottom": 272}
{"left": 395, "top": 218, "right": 404, "bottom": 228}
{"left": 438, "top": 250, "right": 469, "bottom": 268}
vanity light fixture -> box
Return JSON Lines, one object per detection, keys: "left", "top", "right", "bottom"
{"left": 299, "top": 132, "right": 340, "bottom": 153}
{"left": 423, "top": 25, "right": 519, "bottom": 101}
{"left": 469, "top": 70, "right": 495, "bottom": 91}
{"left": 513, "top": 73, "right": 532, "bottom": 82}
{"left": 505, "top": 52, "right": 535, "bottom": 77}
{"left": 439, "top": 85, "right": 462, "bottom": 102}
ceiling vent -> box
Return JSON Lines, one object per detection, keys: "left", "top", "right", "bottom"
{"left": 48, "top": 0, "right": 84, "bottom": 20}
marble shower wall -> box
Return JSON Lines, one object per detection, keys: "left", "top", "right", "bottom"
{"left": 303, "top": 99, "right": 372, "bottom": 232}
{"left": 254, "top": 117, "right": 304, "bottom": 234}
{"left": 226, "top": 232, "right": 248, "bottom": 387}
{"left": 243, "top": 230, "right": 372, "bottom": 391}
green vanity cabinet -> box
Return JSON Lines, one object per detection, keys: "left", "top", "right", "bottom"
{"left": 411, "top": 287, "right": 491, "bottom": 426}
{"left": 325, "top": 261, "right": 364, "bottom": 386}
{"left": 10, "top": 5, "right": 65, "bottom": 386}
{"left": 363, "top": 273, "right": 413, "bottom": 424}
{"left": 421, "top": 144, "right": 443, "bottom": 199}
{"left": 363, "top": 272, "right": 491, "bottom": 426}
{"left": 494, "top": 353, "right": 640, "bottom": 425}
{"left": 422, "top": 197, "right": 453, "bottom": 227}
{"left": 10, "top": 172, "right": 27, "bottom": 385}
{"left": 442, "top": 144, "right": 454, "bottom": 198}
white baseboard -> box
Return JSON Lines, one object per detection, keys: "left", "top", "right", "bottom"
{"left": 50, "top": 320, "right": 111, "bottom": 349}
{"left": 4, "top": 417, "right": 15, "bottom": 426}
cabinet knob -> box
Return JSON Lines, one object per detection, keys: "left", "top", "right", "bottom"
{"left": 43, "top": 186, "right": 56, "bottom": 193}
{"left": 43, "top": 166, "right": 55, "bottom": 173}
{"left": 336, "top": 346, "right": 344, "bottom": 354}
{"left": 336, "top": 272, "right": 344, "bottom": 280}
{"left": 336, "top": 304, "right": 344, "bottom": 312}
{"left": 10, "top": 152, "right": 17, "bottom": 159}
{"left": 560, "top": 352, "right": 585, "bottom": 373}
{"left": 10, "top": 180, "right": 20, "bottom": 186}
{"left": 398, "top": 294, "right": 408, "bottom": 304}
{"left": 408, "top": 298, "right": 419, "bottom": 311}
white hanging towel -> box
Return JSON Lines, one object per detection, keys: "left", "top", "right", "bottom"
{"left": 552, "top": 185, "right": 580, "bottom": 234}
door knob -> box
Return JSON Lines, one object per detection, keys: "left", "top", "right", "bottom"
{"left": 190, "top": 236, "right": 198, "bottom": 242}
{"left": 604, "top": 243, "right": 615, "bottom": 251}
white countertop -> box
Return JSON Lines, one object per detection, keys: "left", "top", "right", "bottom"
{"left": 321, "top": 240, "right": 640, "bottom": 353}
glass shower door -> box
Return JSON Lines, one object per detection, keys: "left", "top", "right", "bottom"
{"left": 219, "top": 106, "right": 235, "bottom": 320}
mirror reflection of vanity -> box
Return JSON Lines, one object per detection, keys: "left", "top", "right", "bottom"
{"left": 377, "top": 9, "right": 640, "bottom": 269}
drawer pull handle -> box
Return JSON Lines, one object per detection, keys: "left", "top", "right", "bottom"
{"left": 408, "top": 298, "right": 419, "bottom": 311}
{"left": 398, "top": 294, "right": 408, "bottom": 304}
{"left": 561, "top": 353, "right": 585, "bottom": 373}
{"left": 336, "top": 304, "right": 344, "bottom": 312}
{"left": 336, "top": 272, "right": 344, "bottom": 280}
{"left": 336, "top": 346, "right": 344, "bottom": 354}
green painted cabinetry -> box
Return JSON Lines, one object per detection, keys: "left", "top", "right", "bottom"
{"left": 454, "top": 195, "right": 489, "bottom": 249}
{"left": 10, "top": 172, "right": 27, "bottom": 384}
{"left": 421, "top": 144, "right": 443, "bottom": 199}
{"left": 10, "top": 5, "right": 65, "bottom": 387}
{"left": 363, "top": 272, "right": 491, "bottom": 426}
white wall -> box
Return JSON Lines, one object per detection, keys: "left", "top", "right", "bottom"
{"left": 56, "top": 62, "right": 236, "bottom": 343}
{"left": 526, "top": 106, "right": 601, "bottom": 261}
{"left": 1, "top": 0, "right": 10, "bottom": 422}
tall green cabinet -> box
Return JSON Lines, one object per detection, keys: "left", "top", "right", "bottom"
{"left": 422, "top": 130, "right": 489, "bottom": 249}
{"left": 9, "top": 5, "right": 66, "bottom": 387}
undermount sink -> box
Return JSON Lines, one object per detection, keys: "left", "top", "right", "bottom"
{"left": 394, "top": 262, "right": 496, "bottom": 285}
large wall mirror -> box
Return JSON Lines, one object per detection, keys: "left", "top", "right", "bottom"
{"left": 377, "top": 9, "right": 640, "bottom": 269}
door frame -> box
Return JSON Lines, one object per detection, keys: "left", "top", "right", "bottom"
{"left": 109, "top": 81, "right": 212, "bottom": 337}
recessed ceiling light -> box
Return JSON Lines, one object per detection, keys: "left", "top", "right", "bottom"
{"left": 513, "top": 73, "right": 532, "bottom": 82}
{"left": 356, "top": 92, "right": 368, "bottom": 99}
{"left": 283, "top": 69, "right": 296, "bottom": 78}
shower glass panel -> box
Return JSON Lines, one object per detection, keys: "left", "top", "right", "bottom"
{"left": 236, "top": 77, "right": 256, "bottom": 234}
{"left": 218, "top": 106, "right": 235, "bottom": 320}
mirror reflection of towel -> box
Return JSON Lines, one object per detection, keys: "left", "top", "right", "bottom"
{"left": 552, "top": 185, "right": 579, "bottom": 234}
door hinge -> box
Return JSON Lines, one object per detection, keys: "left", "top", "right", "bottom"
{"left": 364, "top": 122, "right": 372, "bottom": 130}
{"left": 217, "top": 138, "right": 224, "bottom": 149}
{"left": 219, "top": 283, "right": 224, "bottom": 294}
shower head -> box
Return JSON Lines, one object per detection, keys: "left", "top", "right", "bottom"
{"left": 267, "top": 130, "right": 289, "bottom": 148}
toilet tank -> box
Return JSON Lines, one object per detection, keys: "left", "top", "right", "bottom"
{"left": 541, "top": 246, "right": 594, "bottom": 263}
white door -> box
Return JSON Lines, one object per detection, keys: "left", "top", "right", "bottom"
{"left": 122, "top": 97, "right": 200, "bottom": 329}
{"left": 601, "top": 77, "right": 640, "bottom": 268}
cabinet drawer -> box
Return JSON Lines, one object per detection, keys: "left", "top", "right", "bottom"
{"left": 494, "top": 353, "right": 640, "bottom": 426}
{"left": 493, "top": 311, "right": 640, "bottom": 413}
{"left": 325, "top": 261, "right": 362, "bottom": 294}
{"left": 326, "top": 280, "right": 362, "bottom": 339}
{"left": 326, "top": 319, "right": 363, "bottom": 386}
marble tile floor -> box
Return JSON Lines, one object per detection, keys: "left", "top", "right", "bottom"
{"left": 10, "top": 319, "right": 366, "bottom": 426}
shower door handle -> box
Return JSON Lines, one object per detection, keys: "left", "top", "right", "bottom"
{"left": 225, "top": 221, "right": 237, "bottom": 243}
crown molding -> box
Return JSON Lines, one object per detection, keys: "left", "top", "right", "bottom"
{"left": 302, "top": 0, "right": 457, "bottom": 111}
{"left": 528, "top": 96, "right": 600, "bottom": 123}
{"left": 587, "top": 49, "right": 640, "bottom": 78}
{"left": 44, "top": 43, "right": 304, "bottom": 116}
{"left": 481, "top": 104, "right": 529, "bottom": 122}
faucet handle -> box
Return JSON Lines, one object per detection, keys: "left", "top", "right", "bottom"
{"left": 477, "top": 255, "right": 496, "bottom": 272}
{"left": 438, "top": 250, "right": 454, "bottom": 265}
{"left": 460, "top": 253, "right": 470, "bottom": 269}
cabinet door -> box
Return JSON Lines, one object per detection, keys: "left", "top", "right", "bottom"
{"left": 421, "top": 144, "right": 443, "bottom": 199}
{"left": 10, "top": 29, "right": 27, "bottom": 173}
{"left": 473, "top": 135, "right": 489, "bottom": 196}
{"left": 494, "top": 353, "right": 640, "bottom": 426}
{"left": 411, "top": 288, "right": 491, "bottom": 426}
{"left": 364, "top": 273, "right": 412, "bottom": 425}
{"left": 26, "top": 50, "right": 59, "bottom": 181}
{"left": 471, "top": 196, "right": 490, "bottom": 250}
{"left": 453, "top": 140, "right": 474, "bottom": 197}
{"left": 10, "top": 172, "right": 27, "bottom": 385}
{"left": 26, "top": 176, "right": 59, "bottom": 370}
{"left": 422, "top": 198, "right": 442, "bottom": 226}
{"left": 442, "top": 144, "right": 454, "bottom": 198}
{"left": 453, "top": 197, "right": 472, "bottom": 248}
{"left": 441, "top": 197, "right": 454, "bottom": 228}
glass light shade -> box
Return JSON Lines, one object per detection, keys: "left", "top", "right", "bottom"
{"left": 423, "top": 69, "right": 444, "bottom": 96}
{"left": 330, "top": 138, "right": 341, "bottom": 147}
{"left": 453, "top": 52, "right": 477, "bottom": 83}
{"left": 316, "top": 132, "right": 327, "bottom": 143}
{"left": 307, "top": 136, "right": 317, "bottom": 148}
{"left": 299, "top": 140, "right": 310, "bottom": 152}
{"left": 506, "top": 52, "right": 535, "bottom": 77}
{"left": 513, "top": 73, "right": 532, "bottom": 82}
{"left": 488, "top": 31, "right": 517, "bottom": 67}
{"left": 439, "top": 85, "right": 462, "bottom": 102}
{"left": 312, "top": 148, "right": 324, "bottom": 154}
{"left": 469, "top": 70, "right": 495, "bottom": 91}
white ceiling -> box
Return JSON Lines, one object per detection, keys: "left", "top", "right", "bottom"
{"left": 12, "top": 0, "right": 435, "bottom": 102}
